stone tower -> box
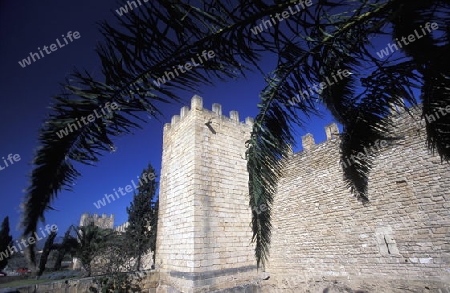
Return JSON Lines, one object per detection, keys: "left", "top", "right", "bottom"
{"left": 79, "top": 213, "right": 114, "bottom": 229}
{"left": 156, "top": 95, "right": 257, "bottom": 292}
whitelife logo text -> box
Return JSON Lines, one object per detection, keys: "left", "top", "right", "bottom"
{"left": 339, "top": 139, "right": 388, "bottom": 169}
{"left": 18, "top": 31, "right": 81, "bottom": 68}
{"left": 0, "top": 153, "right": 21, "bottom": 171}
{"left": 93, "top": 172, "right": 156, "bottom": 209}
{"left": 56, "top": 102, "right": 119, "bottom": 139}
{"left": 376, "top": 22, "right": 439, "bottom": 59}
{"left": 250, "top": 0, "right": 313, "bottom": 35}
{"left": 286, "top": 69, "right": 351, "bottom": 106}
{"left": 153, "top": 50, "right": 216, "bottom": 87}
{"left": 0, "top": 224, "right": 58, "bottom": 261}
{"left": 115, "top": 0, "right": 149, "bottom": 16}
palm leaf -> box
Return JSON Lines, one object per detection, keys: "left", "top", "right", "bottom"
{"left": 21, "top": 0, "right": 450, "bottom": 270}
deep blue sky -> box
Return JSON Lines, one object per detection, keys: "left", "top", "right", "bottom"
{"left": 0, "top": 1, "right": 345, "bottom": 242}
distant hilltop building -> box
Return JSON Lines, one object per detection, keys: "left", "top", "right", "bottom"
{"left": 78, "top": 213, "right": 128, "bottom": 232}
{"left": 74, "top": 213, "right": 133, "bottom": 271}
{"left": 79, "top": 213, "right": 114, "bottom": 229}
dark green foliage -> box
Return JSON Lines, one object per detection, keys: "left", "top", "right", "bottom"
{"left": 102, "top": 232, "right": 135, "bottom": 274}
{"left": 21, "top": 0, "right": 450, "bottom": 270}
{"left": 75, "top": 223, "right": 113, "bottom": 276}
{"left": 0, "top": 217, "right": 13, "bottom": 270}
{"left": 59, "top": 224, "right": 132, "bottom": 275}
{"left": 53, "top": 226, "right": 78, "bottom": 271}
{"left": 126, "top": 164, "right": 158, "bottom": 271}
{"left": 149, "top": 198, "right": 158, "bottom": 266}
{"left": 37, "top": 230, "right": 57, "bottom": 276}
{"left": 20, "top": 0, "right": 243, "bottom": 240}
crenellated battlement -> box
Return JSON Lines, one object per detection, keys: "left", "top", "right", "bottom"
{"left": 81, "top": 94, "right": 445, "bottom": 292}
{"left": 297, "top": 103, "right": 424, "bottom": 153}
{"left": 156, "top": 94, "right": 256, "bottom": 290}
{"left": 163, "top": 95, "right": 254, "bottom": 133}
{"left": 79, "top": 212, "right": 114, "bottom": 229}
{"left": 114, "top": 221, "right": 129, "bottom": 233}
{"left": 299, "top": 122, "right": 340, "bottom": 152}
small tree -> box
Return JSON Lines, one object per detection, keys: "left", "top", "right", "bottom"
{"left": 102, "top": 232, "right": 134, "bottom": 274}
{"left": 126, "top": 164, "right": 158, "bottom": 271}
{"left": 75, "top": 223, "right": 110, "bottom": 276}
{"left": 149, "top": 198, "right": 158, "bottom": 267}
{"left": 53, "top": 226, "right": 78, "bottom": 271}
{"left": 37, "top": 230, "right": 57, "bottom": 276}
{"left": 0, "top": 216, "right": 13, "bottom": 270}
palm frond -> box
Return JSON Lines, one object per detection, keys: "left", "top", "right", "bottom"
{"left": 21, "top": 0, "right": 319, "bottom": 248}
{"left": 21, "top": 0, "right": 450, "bottom": 270}
{"left": 390, "top": 0, "right": 450, "bottom": 160}
{"left": 246, "top": 0, "right": 399, "bottom": 266}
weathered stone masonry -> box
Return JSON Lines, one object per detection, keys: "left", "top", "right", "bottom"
{"left": 14, "top": 98, "right": 450, "bottom": 293}
{"left": 79, "top": 213, "right": 114, "bottom": 229}
{"left": 156, "top": 95, "right": 257, "bottom": 292}
{"left": 267, "top": 105, "right": 450, "bottom": 292}
{"left": 155, "top": 96, "right": 449, "bottom": 292}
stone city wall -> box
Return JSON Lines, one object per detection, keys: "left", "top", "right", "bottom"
{"left": 266, "top": 106, "right": 450, "bottom": 292}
